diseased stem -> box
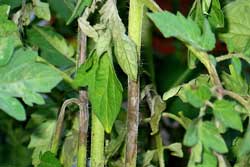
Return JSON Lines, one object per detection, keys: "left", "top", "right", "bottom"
{"left": 91, "top": 114, "right": 105, "bottom": 167}
{"left": 126, "top": 0, "right": 144, "bottom": 166}
{"left": 77, "top": 28, "right": 89, "bottom": 167}
{"left": 51, "top": 98, "right": 83, "bottom": 154}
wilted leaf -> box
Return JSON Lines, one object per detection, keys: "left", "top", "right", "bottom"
{"left": 148, "top": 11, "right": 215, "bottom": 51}
{"left": 27, "top": 26, "right": 75, "bottom": 67}
{"left": 100, "top": 0, "right": 138, "bottom": 81}
{"left": 96, "top": 29, "right": 112, "bottom": 56}
{"left": 213, "top": 99, "right": 242, "bottom": 131}
{"left": 78, "top": 17, "right": 99, "bottom": 40}
{"left": 150, "top": 95, "right": 166, "bottom": 135}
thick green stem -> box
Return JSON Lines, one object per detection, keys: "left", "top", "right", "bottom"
{"left": 91, "top": 113, "right": 105, "bottom": 167}
{"left": 126, "top": 0, "right": 144, "bottom": 166}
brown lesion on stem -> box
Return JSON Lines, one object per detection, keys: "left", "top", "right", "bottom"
{"left": 126, "top": 79, "right": 140, "bottom": 166}
{"left": 77, "top": 27, "right": 89, "bottom": 167}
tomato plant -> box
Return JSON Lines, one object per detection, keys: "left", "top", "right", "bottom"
{"left": 0, "top": 0, "right": 250, "bottom": 166}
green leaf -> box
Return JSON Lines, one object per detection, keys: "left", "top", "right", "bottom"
{"left": 74, "top": 52, "right": 123, "bottom": 133}
{"left": 100, "top": 0, "right": 138, "bottom": 81}
{"left": 187, "top": 142, "right": 203, "bottom": 167}
{"left": 47, "top": 0, "right": 74, "bottom": 22}
{"left": 148, "top": 11, "right": 215, "bottom": 51}
{"left": 113, "top": 34, "right": 138, "bottom": 80}
{"left": 60, "top": 130, "right": 78, "bottom": 167}
{"left": 221, "top": 57, "right": 248, "bottom": 96}
{"left": 27, "top": 26, "right": 75, "bottom": 67}
{"left": 0, "top": 94, "right": 25, "bottom": 121}
{"left": 0, "top": 5, "right": 19, "bottom": 36}
{"left": 33, "top": 0, "right": 51, "bottom": 21}
{"left": 163, "top": 85, "right": 181, "bottom": 101}
{"left": 0, "top": 0, "right": 22, "bottom": 9}
{"left": 196, "top": 148, "right": 217, "bottom": 167}
{"left": 213, "top": 99, "right": 243, "bottom": 131}
{"left": 105, "top": 120, "right": 126, "bottom": 160}
{"left": 199, "top": 121, "right": 228, "bottom": 153}
{"left": 238, "top": 125, "right": 250, "bottom": 156}
{"left": 29, "top": 120, "right": 56, "bottom": 166}
{"left": 38, "top": 151, "right": 61, "bottom": 167}
{"left": 165, "top": 143, "right": 183, "bottom": 158}
{"left": 141, "top": 150, "right": 156, "bottom": 167}
{"left": 219, "top": 0, "right": 250, "bottom": 52}
{"left": 0, "top": 48, "right": 62, "bottom": 107}
{"left": 0, "top": 36, "right": 15, "bottom": 66}
{"left": 183, "top": 120, "right": 199, "bottom": 147}
{"left": 67, "top": 0, "right": 92, "bottom": 24}
{"left": 234, "top": 155, "right": 250, "bottom": 167}
{"left": 0, "top": 5, "right": 22, "bottom": 68}
{"left": 208, "top": 0, "right": 224, "bottom": 29}
{"left": 184, "top": 84, "right": 212, "bottom": 108}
